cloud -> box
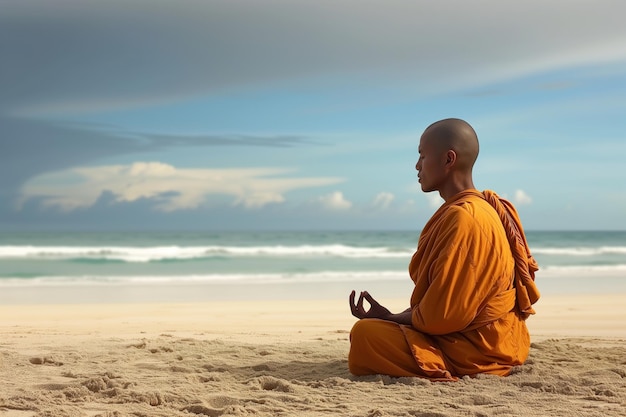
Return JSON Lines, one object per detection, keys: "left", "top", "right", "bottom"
{"left": 371, "top": 192, "right": 395, "bottom": 210}
{"left": 18, "top": 162, "right": 344, "bottom": 211}
{"left": 317, "top": 191, "right": 352, "bottom": 211}
{"left": 513, "top": 189, "right": 533, "bottom": 206}
{"left": 2, "top": 0, "right": 625, "bottom": 232}
{"left": 0, "top": 114, "right": 318, "bottom": 201}
{"left": 3, "top": 1, "right": 625, "bottom": 203}
{"left": 3, "top": 1, "right": 626, "bottom": 116}
{"left": 426, "top": 193, "right": 444, "bottom": 209}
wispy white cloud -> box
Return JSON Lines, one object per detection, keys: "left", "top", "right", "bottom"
{"left": 513, "top": 189, "right": 533, "bottom": 206}
{"left": 316, "top": 191, "right": 352, "bottom": 211}
{"left": 18, "top": 162, "right": 344, "bottom": 211}
{"left": 426, "top": 193, "right": 444, "bottom": 209}
{"left": 371, "top": 192, "right": 394, "bottom": 210}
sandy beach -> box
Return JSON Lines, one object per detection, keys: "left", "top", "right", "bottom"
{"left": 0, "top": 289, "right": 625, "bottom": 417}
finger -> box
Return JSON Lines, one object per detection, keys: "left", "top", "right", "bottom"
{"left": 356, "top": 291, "right": 365, "bottom": 310}
{"left": 362, "top": 291, "right": 379, "bottom": 307}
{"left": 349, "top": 290, "right": 357, "bottom": 315}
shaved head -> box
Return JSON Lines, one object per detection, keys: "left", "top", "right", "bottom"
{"left": 416, "top": 118, "right": 479, "bottom": 200}
{"left": 423, "top": 118, "right": 479, "bottom": 172}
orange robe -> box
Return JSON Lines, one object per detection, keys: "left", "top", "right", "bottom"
{"left": 349, "top": 189, "right": 540, "bottom": 381}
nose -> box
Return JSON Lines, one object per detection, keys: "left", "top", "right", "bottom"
{"left": 415, "top": 160, "right": 421, "bottom": 171}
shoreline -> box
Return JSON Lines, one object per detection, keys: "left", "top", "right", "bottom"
{"left": 2, "top": 269, "right": 625, "bottom": 306}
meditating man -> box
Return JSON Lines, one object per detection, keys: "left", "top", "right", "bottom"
{"left": 348, "top": 118, "right": 540, "bottom": 381}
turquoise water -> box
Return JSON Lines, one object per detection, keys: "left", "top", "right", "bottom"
{"left": 0, "top": 231, "right": 624, "bottom": 294}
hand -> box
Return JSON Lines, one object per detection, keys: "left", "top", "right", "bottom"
{"left": 349, "top": 290, "right": 392, "bottom": 320}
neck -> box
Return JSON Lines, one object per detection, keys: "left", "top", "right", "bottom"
{"left": 439, "top": 176, "right": 475, "bottom": 202}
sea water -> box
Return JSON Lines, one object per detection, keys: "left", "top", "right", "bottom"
{"left": 0, "top": 231, "right": 624, "bottom": 302}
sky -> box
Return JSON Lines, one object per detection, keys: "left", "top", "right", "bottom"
{"left": 2, "top": 0, "right": 626, "bottom": 231}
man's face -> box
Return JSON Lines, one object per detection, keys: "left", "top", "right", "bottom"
{"left": 415, "top": 133, "right": 447, "bottom": 193}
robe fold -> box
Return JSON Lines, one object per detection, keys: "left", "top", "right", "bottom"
{"left": 349, "top": 189, "right": 540, "bottom": 381}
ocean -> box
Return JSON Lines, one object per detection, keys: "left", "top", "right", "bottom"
{"left": 0, "top": 231, "right": 625, "bottom": 303}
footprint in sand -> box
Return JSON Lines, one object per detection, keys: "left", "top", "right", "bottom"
{"left": 182, "top": 404, "right": 224, "bottom": 417}
{"left": 182, "top": 396, "right": 243, "bottom": 417}
{"left": 29, "top": 356, "right": 63, "bottom": 366}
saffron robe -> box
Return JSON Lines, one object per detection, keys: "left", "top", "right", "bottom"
{"left": 349, "top": 189, "right": 539, "bottom": 381}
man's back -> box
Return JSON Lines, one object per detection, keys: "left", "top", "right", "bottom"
{"left": 410, "top": 190, "right": 515, "bottom": 333}
{"left": 350, "top": 190, "right": 532, "bottom": 380}
{"left": 407, "top": 190, "right": 529, "bottom": 377}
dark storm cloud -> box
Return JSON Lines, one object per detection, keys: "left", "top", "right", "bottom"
{"left": 3, "top": 0, "right": 626, "bottom": 115}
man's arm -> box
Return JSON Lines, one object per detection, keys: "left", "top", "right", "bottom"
{"left": 384, "top": 308, "right": 413, "bottom": 325}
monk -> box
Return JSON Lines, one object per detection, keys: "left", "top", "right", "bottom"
{"left": 348, "top": 118, "right": 540, "bottom": 381}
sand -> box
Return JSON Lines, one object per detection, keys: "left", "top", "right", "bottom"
{"left": 1, "top": 293, "right": 625, "bottom": 417}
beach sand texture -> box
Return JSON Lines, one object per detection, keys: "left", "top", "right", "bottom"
{"left": 1, "top": 296, "right": 625, "bottom": 417}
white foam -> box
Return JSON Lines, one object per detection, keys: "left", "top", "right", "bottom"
{"left": 533, "top": 246, "right": 626, "bottom": 256}
{"left": 0, "top": 270, "right": 409, "bottom": 287}
{"left": 0, "top": 245, "right": 411, "bottom": 262}
{"left": 537, "top": 264, "right": 626, "bottom": 276}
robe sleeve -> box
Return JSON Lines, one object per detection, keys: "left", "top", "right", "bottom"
{"left": 411, "top": 207, "right": 494, "bottom": 335}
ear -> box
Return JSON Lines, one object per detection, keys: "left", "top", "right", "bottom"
{"left": 445, "top": 150, "right": 457, "bottom": 167}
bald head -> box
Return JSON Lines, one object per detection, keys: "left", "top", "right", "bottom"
{"left": 416, "top": 118, "right": 479, "bottom": 199}
{"left": 423, "top": 118, "right": 479, "bottom": 172}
